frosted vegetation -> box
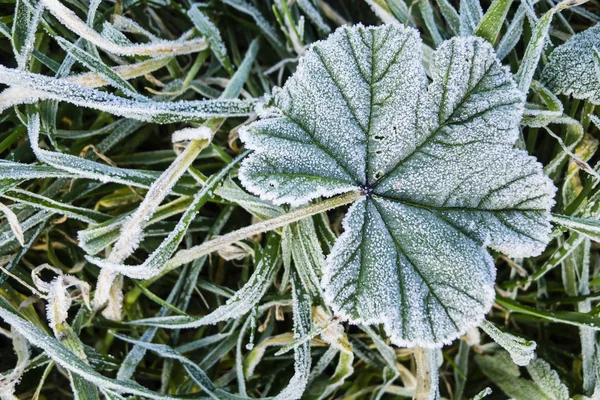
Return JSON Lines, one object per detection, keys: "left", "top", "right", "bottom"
{"left": 0, "top": 0, "right": 600, "bottom": 399}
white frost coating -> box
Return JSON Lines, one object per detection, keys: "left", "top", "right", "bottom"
{"left": 171, "top": 126, "right": 214, "bottom": 143}
{"left": 238, "top": 25, "right": 555, "bottom": 348}
{"left": 542, "top": 24, "right": 600, "bottom": 105}
{"left": 0, "top": 66, "right": 258, "bottom": 122}
{"left": 31, "top": 264, "right": 91, "bottom": 335}
{"left": 41, "top": 0, "right": 207, "bottom": 57}
{"left": 480, "top": 320, "right": 536, "bottom": 366}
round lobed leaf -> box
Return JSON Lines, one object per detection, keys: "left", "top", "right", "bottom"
{"left": 239, "top": 24, "right": 555, "bottom": 347}
{"left": 541, "top": 24, "right": 600, "bottom": 105}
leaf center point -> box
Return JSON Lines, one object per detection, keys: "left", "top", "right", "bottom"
{"left": 359, "top": 184, "right": 374, "bottom": 199}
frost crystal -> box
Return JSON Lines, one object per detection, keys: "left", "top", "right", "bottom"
{"left": 541, "top": 24, "right": 600, "bottom": 105}
{"left": 239, "top": 24, "right": 555, "bottom": 347}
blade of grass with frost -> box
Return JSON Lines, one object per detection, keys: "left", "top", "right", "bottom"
{"left": 419, "top": 0, "right": 443, "bottom": 46}
{"left": 118, "top": 208, "right": 232, "bottom": 380}
{"left": 297, "top": 0, "right": 331, "bottom": 34}
{"left": 220, "top": 0, "right": 284, "bottom": 49}
{"left": 106, "top": 128, "right": 213, "bottom": 264}
{"left": 507, "top": 233, "right": 585, "bottom": 289}
{"left": 0, "top": 221, "right": 47, "bottom": 286}
{"left": 0, "top": 296, "right": 203, "bottom": 400}
{"left": 22, "top": 115, "right": 193, "bottom": 194}
{"left": 561, "top": 236, "right": 599, "bottom": 395}
{"left": 54, "top": 37, "right": 145, "bottom": 100}
{"left": 128, "top": 233, "right": 280, "bottom": 328}
{"left": 0, "top": 202, "right": 24, "bottom": 247}
{"left": 114, "top": 333, "right": 256, "bottom": 400}
{"left": 459, "top": 0, "right": 483, "bottom": 35}
{"left": 453, "top": 340, "right": 469, "bottom": 400}
{"left": 496, "top": 296, "right": 600, "bottom": 329}
{"left": 436, "top": 0, "right": 460, "bottom": 35}
{"left": 496, "top": 4, "right": 526, "bottom": 60}
{"left": 188, "top": 6, "right": 234, "bottom": 75}
{"left": 363, "top": 0, "right": 399, "bottom": 24}
{"left": 2, "top": 189, "right": 110, "bottom": 224}
{"left": 111, "top": 15, "right": 160, "bottom": 41}
{"left": 66, "top": 57, "right": 172, "bottom": 88}
{"left": 283, "top": 218, "right": 326, "bottom": 299}
{"left": 78, "top": 197, "right": 192, "bottom": 255}
{"left": 0, "top": 211, "right": 51, "bottom": 250}
{"left": 480, "top": 320, "right": 536, "bottom": 366}
{"left": 542, "top": 117, "right": 584, "bottom": 177}
{"left": 40, "top": 0, "right": 208, "bottom": 56}
{"left": 270, "top": 272, "right": 312, "bottom": 400}
{"left": 0, "top": 330, "right": 30, "bottom": 399}
{"left": 0, "top": 67, "right": 258, "bottom": 122}
{"left": 221, "top": 39, "right": 259, "bottom": 99}
{"left": 0, "top": 161, "right": 195, "bottom": 194}
{"left": 476, "top": 352, "right": 570, "bottom": 400}
{"left": 474, "top": 0, "right": 514, "bottom": 44}
{"left": 414, "top": 347, "right": 441, "bottom": 400}
{"left": 522, "top": 81, "right": 564, "bottom": 127}
{"left": 551, "top": 214, "right": 600, "bottom": 241}
{"left": 316, "top": 350, "right": 354, "bottom": 400}
{"left": 12, "top": 0, "right": 43, "bottom": 70}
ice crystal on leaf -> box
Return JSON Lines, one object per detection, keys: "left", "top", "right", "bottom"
{"left": 239, "top": 24, "right": 555, "bottom": 348}
{"left": 542, "top": 24, "right": 600, "bottom": 105}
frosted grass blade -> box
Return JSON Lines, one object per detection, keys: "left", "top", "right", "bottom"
{"left": 0, "top": 66, "right": 259, "bottom": 122}
{"left": 41, "top": 0, "right": 208, "bottom": 57}
{"left": 2, "top": 189, "right": 110, "bottom": 224}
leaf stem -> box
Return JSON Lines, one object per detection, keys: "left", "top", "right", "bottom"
{"left": 167, "top": 190, "right": 362, "bottom": 269}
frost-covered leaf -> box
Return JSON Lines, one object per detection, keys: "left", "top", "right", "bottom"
{"left": 239, "top": 24, "right": 555, "bottom": 347}
{"left": 542, "top": 24, "right": 600, "bottom": 104}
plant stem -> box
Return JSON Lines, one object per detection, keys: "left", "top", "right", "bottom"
{"left": 414, "top": 347, "right": 432, "bottom": 400}
{"left": 167, "top": 190, "right": 362, "bottom": 270}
